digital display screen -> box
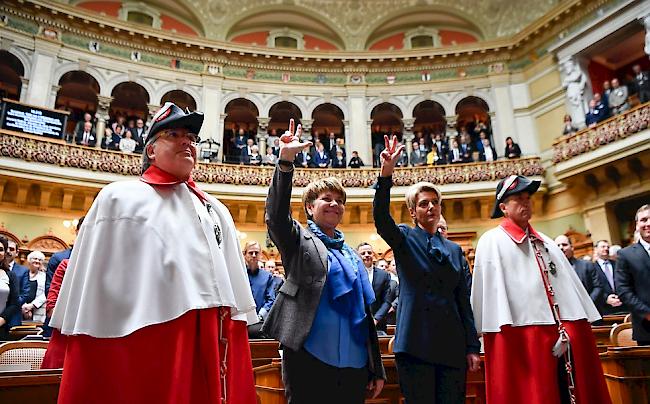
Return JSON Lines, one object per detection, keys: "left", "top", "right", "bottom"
{"left": 1, "top": 99, "right": 68, "bottom": 139}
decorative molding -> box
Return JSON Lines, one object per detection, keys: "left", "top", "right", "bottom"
{"left": 0, "top": 131, "right": 544, "bottom": 188}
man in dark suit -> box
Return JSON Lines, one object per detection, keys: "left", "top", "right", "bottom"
{"left": 592, "top": 239, "right": 627, "bottom": 316}
{"left": 130, "top": 118, "right": 147, "bottom": 153}
{"left": 74, "top": 121, "right": 97, "bottom": 147}
{"left": 555, "top": 235, "right": 602, "bottom": 304}
{"left": 374, "top": 135, "right": 480, "bottom": 403}
{"left": 632, "top": 64, "right": 650, "bottom": 104}
{"left": 240, "top": 138, "right": 255, "bottom": 165}
{"left": 617, "top": 204, "right": 650, "bottom": 345}
{"left": 5, "top": 240, "right": 30, "bottom": 328}
{"left": 293, "top": 146, "right": 311, "bottom": 168}
{"left": 358, "top": 243, "right": 393, "bottom": 334}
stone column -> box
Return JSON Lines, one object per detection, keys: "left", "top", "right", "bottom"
{"left": 300, "top": 119, "right": 313, "bottom": 142}
{"left": 25, "top": 39, "right": 61, "bottom": 107}
{"left": 583, "top": 203, "right": 620, "bottom": 245}
{"left": 402, "top": 118, "right": 415, "bottom": 164}
{"left": 346, "top": 86, "right": 371, "bottom": 165}
{"left": 95, "top": 95, "right": 112, "bottom": 146}
{"left": 217, "top": 113, "right": 228, "bottom": 161}
{"left": 643, "top": 14, "right": 650, "bottom": 55}
{"left": 489, "top": 74, "right": 524, "bottom": 155}
{"left": 257, "top": 117, "right": 269, "bottom": 155}
{"left": 342, "top": 120, "right": 351, "bottom": 163}
{"left": 20, "top": 78, "right": 29, "bottom": 103}
{"left": 49, "top": 85, "right": 61, "bottom": 108}
{"left": 200, "top": 76, "right": 224, "bottom": 157}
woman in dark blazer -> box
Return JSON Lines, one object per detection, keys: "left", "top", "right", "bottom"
{"left": 0, "top": 235, "right": 20, "bottom": 341}
{"left": 263, "top": 119, "right": 385, "bottom": 404}
{"left": 504, "top": 136, "right": 522, "bottom": 159}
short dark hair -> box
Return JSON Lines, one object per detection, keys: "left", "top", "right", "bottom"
{"left": 595, "top": 239, "right": 609, "bottom": 247}
{"left": 76, "top": 216, "right": 85, "bottom": 232}
{"left": 0, "top": 235, "right": 8, "bottom": 271}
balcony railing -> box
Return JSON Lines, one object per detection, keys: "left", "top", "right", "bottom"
{"left": 552, "top": 103, "right": 650, "bottom": 164}
{"left": 0, "top": 130, "right": 544, "bottom": 188}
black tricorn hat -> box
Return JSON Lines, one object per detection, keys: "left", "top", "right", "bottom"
{"left": 491, "top": 175, "right": 541, "bottom": 219}
{"left": 145, "top": 102, "right": 204, "bottom": 146}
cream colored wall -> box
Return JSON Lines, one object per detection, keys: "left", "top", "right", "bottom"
{"left": 534, "top": 104, "right": 566, "bottom": 151}
{"left": 0, "top": 211, "right": 79, "bottom": 245}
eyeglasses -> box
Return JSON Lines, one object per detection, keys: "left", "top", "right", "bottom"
{"left": 158, "top": 130, "right": 201, "bottom": 145}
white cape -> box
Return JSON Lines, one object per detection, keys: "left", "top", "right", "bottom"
{"left": 471, "top": 226, "right": 600, "bottom": 333}
{"left": 50, "top": 180, "right": 258, "bottom": 337}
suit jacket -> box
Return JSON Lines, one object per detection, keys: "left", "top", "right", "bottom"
{"left": 293, "top": 151, "right": 311, "bottom": 168}
{"left": 241, "top": 146, "right": 253, "bottom": 164}
{"left": 608, "top": 86, "right": 628, "bottom": 109}
{"left": 329, "top": 145, "right": 346, "bottom": 162}
{"left": 410, "top": 150, "right": 426, "bottom": 166}
{"left": 504, "top": 143, "right": 521, "bottom": 159}
{"left": 478, "top": 146, "right": 498, "bottom": 162}
{"left": 460, "top": 143, "right": 474, "bottom": 163}
{"left": 593, "top": 260, "right": 627, "bottom": 316}
{"left": 312, "top": 151, "right": 330, "bottom": 168}
{"left": 585, "top": 109, "right": 605, "bottom": 126}
{"left": 8, "top": 263, "right": 30, "bottom": 328}
{"left": 369, "top": 267, "right": 393, "bottom": 331}
{"left": 373, "top": 176, "right": 480, "bottom": 368}
{"left": 263, "top": 167, "right": 385, "bottom": 380}
{"left": 74, "top": 128, "right": 97, "bottom": 147}
{"left": 0, "top": 269, "right": 20, "bottom": 338}
{"left": 616, "top": 242, "right": 650, "bottom": 342}
{"left": 569, "top": 257, "right": 602, "bottom": 305}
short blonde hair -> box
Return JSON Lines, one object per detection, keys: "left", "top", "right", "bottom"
{"left": 302, "top": 177, "right": 346, "bottom": 218}
{"left": 405, "top": 182, "right": 441, "bottom": 211}
{"left": 243, "top": 240, "right": 260, "bottom": 253}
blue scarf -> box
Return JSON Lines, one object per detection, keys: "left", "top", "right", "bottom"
{"left": 427, "top": 230, "right": 451, "bottom": 266}
{"left": 307, "top": 220, "right": 375, "bottom": 340}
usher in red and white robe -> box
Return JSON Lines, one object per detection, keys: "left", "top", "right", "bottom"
{"left": 49, "top": 166, "right": 258, "bottom": 404}
{"left": 471, "top": 218, "right": 611, "bottom": 404}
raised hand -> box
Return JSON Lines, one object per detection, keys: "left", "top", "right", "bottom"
{"left": 279, "top": 118, "right": 313, "bottom": 162}
{"left": 380, "top": 135, "right": 405, "bottom": 177}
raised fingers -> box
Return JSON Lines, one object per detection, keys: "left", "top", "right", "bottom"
{"left": 288, "top": 118, "right": 295, "bottom": 136}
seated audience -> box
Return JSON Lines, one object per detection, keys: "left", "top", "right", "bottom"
{"left": 312, "top": 143, "right": 330, "bottom": 168}
{"left": 131, "top": 118, "right": 147, "bottom": 153}
{"left": 111, "top": 115, "right": 126, "bottom": 134}
{"left": 263, "top": 146, "right": 278, "bottom": 166}
{"left": 562, "top": 114, "right": 578, "bottom": 136}
{"left": 249, "top": 145, "right": 262, "bottom": 166}
{"left": 331, "top": 149, "right": 346, "bottom": 168}
{"left": 119, "top": 130, "right": 137, "bottom": 153}
{"left": 478, "top": 139, "right": 497, "bottom": 162}
{"left": 608, "top": 78, "right": 629, "bottom": 115}
{"left": 73, "top": 113, "right": 94, "bottom": 137}
{"left": 22, "top": 250, "right": 47, "bottom": 323}
{"left": 348, "top": 151, "right": 364, "bottom": 168}
{"left": 330, "top": 137, "right": 346, "bottom": 162}
{"left": 0, "top": 236, "right": 19, "bottom": 341}
{"left": 75, "top": 121, "right": 97, "bottom": 147}
{"left": 426, "top": 147, "right": 439, "bottom": 165}
{"left": 504, "top": 136, "right": 521, "bottom": 159}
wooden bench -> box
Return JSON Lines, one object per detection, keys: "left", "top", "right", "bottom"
{"left": 601, "top": 346, "right": 650, "bottom": 404}
{"left": 0, "top": 369, "right": 62, "bottom": 403}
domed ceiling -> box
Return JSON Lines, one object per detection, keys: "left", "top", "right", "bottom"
{"left": 69, "top": 0, "right": 563, "bottom": 50}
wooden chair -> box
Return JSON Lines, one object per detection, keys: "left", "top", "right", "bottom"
{"left": 0, "top": 341, "right": 49, "bottom": 370}
{"left": 9, "top": 325, "right": 43, "bottom": 340}
{"left": 610, "top": 323, "right": 637, "bottom": 347}
{"left": 624, "top": 313, "right": 632, "bottom": 323}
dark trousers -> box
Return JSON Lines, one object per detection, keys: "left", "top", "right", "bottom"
{"left": 395, "top": 352, "right": 466, "bottom": 404}
{"left": 637, "top": 340, "right": 650, "bottom": 346}
{"left": 282, "top": 346, "right": 368, "bottom": 404}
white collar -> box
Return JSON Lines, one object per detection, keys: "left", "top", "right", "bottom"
{"left": 639, "top": 237, "right": 650, "bottom": 252}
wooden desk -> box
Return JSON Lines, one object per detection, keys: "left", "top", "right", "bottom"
{"left": 0, "top": 369, "right": 62, "bottom": 404}
{"left": 601, "top": 346, "right": 650, "bottom": 404}
{"left": 249, "top": 339, "right": 280, "bottom": 368}
{"left": 601, "top": 315, "right": 629, "bottom": 328}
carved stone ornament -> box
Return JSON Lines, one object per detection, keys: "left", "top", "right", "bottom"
{"left": 42, "top": 27, "right": 59, "bottom": 41}
{"left": 349, "top": 74, "right": 363, "bottom": 84}
{"left": 88, "top": 41, "right": 100, "bottom": 53}
{"left": 130, "top": 51, "right": 141, "bottom": 62}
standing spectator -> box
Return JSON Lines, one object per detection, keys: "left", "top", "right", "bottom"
{"left": 594, "top": 93, "right": 610, "bottom": 119}
{"left": 478, "top": 139, "right": 497, "bottom": 162}
{"left": 358, "top": 243, "right": 393, "bottom": 334}
{"left": 110, "top": 125, "right": 124, "bottom": 151}
{"left": 262, "top": 146, "right": 278, "bottom": 166}
{"left": 602, "top": 80, "right": 612, "bottom": 101}
{"left": 555, "top": 235, "right": 602, "bottom": 309}
{"left": 409, "top": 141, "right": 427, "bottom": 167}
{"left": 395, "top": 142, "right": 409, "bottom": 167}
{"left": 271, "top": 138, "right": 281, "bottom": 157}
{"left": 330, "top": 137, "right": 347, "bottom": 162}
{"left": 504, "top": 137, "right": 521, "bottom": 159}
{"left": 75, "top": 121, "right": 97, "bottom": 147}
{"left": 561, "top": 114, "right": 578, "bottom": 136}
{"left": 432, "top": 133, "right": 448, "bottom": 165}
{"left": 21, "top": 250, "right": 47, "bottom": 323}
{"left": 111, "top": 115, "right": 126, "bottom": 134}
{"left": 241, "top": 138, "right": 255, "bottom": 165}
{"left": 585, "top": 99, "right": 605, "bottom": 128}
{"left": 475, "top": 131, "right": 488, "bottom": 153}
{"left": 119, "top": 129, "right": 137, "bottom": 153}
{"left": 592, "top": 240, "right": 627, "bottom": 316}
{"left": 73, "top": 113, "right": 94, "bottom": 138}
{"left": 374, "top": 135, "right": 480, "bottom": 403}
{"left": 331, "top": 149, "right": 346, "bottom": 168}
{"left": 267, "top": 129, "right": 279, "bottom": 150}
{"left": 448, "top": 139, "right": 463, "bottom": 164}
{"left": 263, "top": 120, "right": 385, "bottom": 402}
{"left": 460, "top": 135, "right": 474, "bottom": 163}
{"left": 244, "top": 241, "right": 275, "bottom": 338}
{"left": 609, "top": 245, "right": 622, "bottom": 261}
{"left": 234, "top": 128, "right": 248, "bottom": 162}
{"left": 632, "top": 64, "right": 650, "bottom": 104}
{"left": 608, "top": 78, "right": 629, "bottom": 115}
{"left": 132, "top": 118, "right": 147, "bottom": 153}
{"left": 325, "top": 132, "right": 337, "bottom": 152}
{"left": 265, "top": 260, "right": 283, "bottom": 295}
{"left": 417, "top": 137, "right": 429, "bottom": 154}
{"left": 616, "top": 204, "right": 650, "bottom": 345}
{"left": 294, "top": 145, "right": 311, "bottom": 168}
{"left": 0, "top": 236, "right": 20, "bottom": 341}
{"left": 312, "top": 142, "right": 330, "bottom": 168}
{"left": 348, "top": 151, "right": 364, "bottom": 168}
{"left": 5, "top": 240, "right": 29, "bottom": 329}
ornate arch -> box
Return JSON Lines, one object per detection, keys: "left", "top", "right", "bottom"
{"left": 366, "top": 97, "right": 406, "bottom": 119}
{"left": 262, "top": 95, "right": 308, "bottom": 118}
{"left": 52, "top": 62, "right": 106, "bottom": 94}
{"left": 105, "top": 75, "right": 155, "bottom": 101}
{"left": 26, "top": 235, "right": 69, "bottom": 253}
{"left": 305, "top": 98, "right": 348, "bottom": 120}
{"left": 450, "top": 91, "right": 495, "bottom": 114}
{"left": 154, "top": 83, "right": 202, "bottom": 110}
{"left": 407, "top": 94, "right": 451, "bottom": 117}
{"left": 221, "top": 92, "right": 264, "bottom": 116}
{"left": 5, "top": 46, "right": 32, "bottom": 78}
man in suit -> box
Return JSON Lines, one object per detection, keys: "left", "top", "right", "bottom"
{"left": 131, "top": 118, "right": 147, "bottom": 153}
{"left": 409, "top": 141, "right": 427, "bottom": 167}
{"left": 5, "top": 240, "right": 30, "bottom": 328}
{"left": 608, "top": 78, "right": 629, "bottom": 115}
{"left": 593, "top": 239, "right": 627, "bottom": 316}
{"left": 358, "top": 243, "right": 393, "bottom": 334}
{"left": 244, "top": 241, "right": 275, "bottom": 338}
{"left": 632, "top": 64, "right": 650, "bottom": 104}
{"left": 585, "top": 99, "right": 605, "bottom": 128}
{"left": 478, "top": 139, "right": 498, "bottom": 162}
{"left": 616, "top": 204, "right": 650, "bottom": 345}
{"left": 73, "top": 113, "right": 94, "bottom": 139}
{"left": 240, "top": 138, "right": 255, "bottom": 165}
{"left": 329, "top": 137, "right": 346, "bottom": 162}
{"left": 460, "top": 138, "right": 473, "bottom": 163}
{"left": 263, "top": 119, "right": 385, "bottom": 403}
{"left": 374, "top": 135, "right": 480, "bottom": 403}
{"left": 555, "top": 235, "right": 602, "bottom": 305}
{"left": 293, "top": 145, "right": 311, "bottom": 168}
{"left": 75, "top": 121, "right": 97, "bottom": 147}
